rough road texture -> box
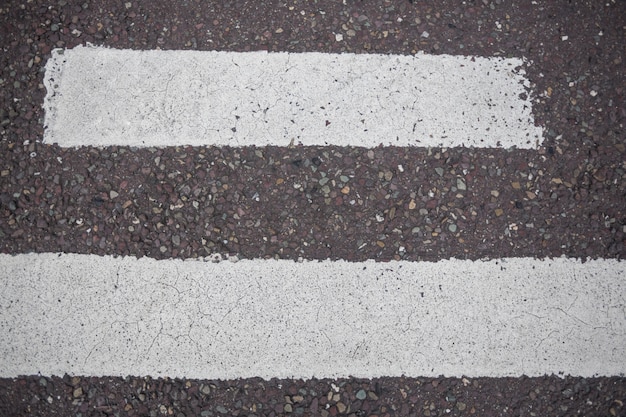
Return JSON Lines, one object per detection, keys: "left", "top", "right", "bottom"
{"left": 1, "top": 375, "right": 625, "bottom": 417}
{"left": 1, "top": 0, "right": 625, "bottom": 416}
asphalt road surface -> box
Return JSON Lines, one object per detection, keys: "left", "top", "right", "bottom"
{"left": 1, "top": 0, "right": 625, "bottom": 416}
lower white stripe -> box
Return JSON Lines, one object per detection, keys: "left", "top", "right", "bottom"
{"left": 1, "top": 254, "right": 623, "bottom": 378}
{"left": 43, "top": 45, "right": 542, "bottom": 148}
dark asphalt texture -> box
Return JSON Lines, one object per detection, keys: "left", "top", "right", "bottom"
{"left": 1, "top": 0, "right": 625, "bottom": 416}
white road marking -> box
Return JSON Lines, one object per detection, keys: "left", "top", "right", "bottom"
{"left": 43, "top": 45, "right": 542, "bottom": 148}
{"left": 1, "top": 253, "right": 623, "bottom": 379}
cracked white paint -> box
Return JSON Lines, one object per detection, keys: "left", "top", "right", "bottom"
{"left": 1, "top": 253, "right": 624, "bottom": 379}
{"left": 43, "top": 45, "right": 543, "bottom": 148}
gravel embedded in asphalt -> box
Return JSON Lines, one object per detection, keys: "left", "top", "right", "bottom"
{"left": 1, "top": 375, "right": 626, "bottom": 417}
{"left": 1, "top": 1, "right": 624, "bottom": 262}
{"left": 0, "top": 0, "right": 625, "bottom": 415}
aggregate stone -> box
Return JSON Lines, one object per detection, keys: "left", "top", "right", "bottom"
{"left": 355, "top": 389, "right": 366, "bottom": 400}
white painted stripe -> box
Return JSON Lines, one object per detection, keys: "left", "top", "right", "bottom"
{"left": 1, "top": 253, "right": 623, "bottom": 378}
{"left": 43, "top": 45, "right": 542, "bottom": 148}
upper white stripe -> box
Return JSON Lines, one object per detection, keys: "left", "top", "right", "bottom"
{"left": 43, "top": 45, "right": 542, "bottom": 148}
